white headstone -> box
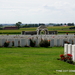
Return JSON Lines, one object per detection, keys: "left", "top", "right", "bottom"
{"left": 57, "top": 39, "right": 60, "bottom": 46}
{"left": 69, "top": 39, "right": 72, "bottom": 44}
{"left": 68, "top": 44, "right": 72, "bottom": 54}
{"left": 38, "top": 37, "right": 41, "bottom": 46}
{"left": 50, "top": 39, "right": 54, "bottom": 47}
{"left": 7, "top": 39, "right": 12, "bottom": 47}
{"left": 20, "top": 39, "right": 26, "bottom": 47}
{"left": 72, "top": 45, "right": 75, "bottom": 62}
{"left": 64, "top": 44, "right": 68, "bottom": 55}
{"left": 54, "top": 39, "right": 57, "bottom": 46}
{"left": 34, "top": 37, "right": 38, "bottom": 46}
{"left": 14, "top": 39, "right": 18, "bottom": 47}
{"left": 2, "top": 39, "right": 7, "bottom": 46}
{"left": 26, "top": 39, "right": 30, "bottom": 46}
{"left": 60, "top": 39, "right": 63, "bottom": 46}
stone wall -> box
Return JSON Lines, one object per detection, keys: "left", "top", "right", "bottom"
{"left": 21, "top": 31, "right": 58, "bottom": 35}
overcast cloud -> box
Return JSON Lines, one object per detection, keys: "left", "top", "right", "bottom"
{"left": 0, "top": 0, "right": 75, "bottom": 23}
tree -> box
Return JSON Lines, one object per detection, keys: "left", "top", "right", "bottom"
{"left": 15, "top": 22, "right": 22, "bottom": 29}
{"left": 39, "top": 23, "right": 45, "bottom": 26}
{"left": 67, "top": 23, "right": 74, "bottom": 26}
{"left": 0, "top": 24, "right": 3, "bottom": 27}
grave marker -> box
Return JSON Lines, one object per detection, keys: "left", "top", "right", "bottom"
{"left": 50, "top": 39, "right": 54, "bottom": 47}
{"left": 64, "top": 44, "right": 68, "bottom": 55}
{"left": 68, "top": 44, "right": 72, "bottom": 54}
{"left": 72, "top": 45, "right": 75, "bottom": 62}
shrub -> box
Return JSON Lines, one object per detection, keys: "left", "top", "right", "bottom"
{"left": 30, "top": 39, "right": 36, "bottom": 47}
{"left": 4, "top": 41, "right": 10, "bottom": 47}
{"left": 39, "top": 39, "right": 50, "bottom": 47}
{"left": 12, "top": 41, "right": 14, "bottom": 46}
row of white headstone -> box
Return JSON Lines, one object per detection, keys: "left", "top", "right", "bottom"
{"left": 0, "top": 38, "right": 75, "bottom": 47}
{"left": 0, "top": 38, "right": 30, "bottom": 47}
{"left": 64, "top": 44, "right": 75, "bottom": 62}
{"left": 0, "top": 35, "right": 75, "bottom": 39}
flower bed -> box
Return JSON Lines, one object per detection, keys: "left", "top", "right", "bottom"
{"left": 58, "top": 54, "right": 74, "bottom": 64}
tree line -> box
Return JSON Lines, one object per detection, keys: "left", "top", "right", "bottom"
{"left": 15, "top": 22, "right": 45, "bottom": 29}
{"left": 0, "top": 22, "right": 75, "bottom": 30}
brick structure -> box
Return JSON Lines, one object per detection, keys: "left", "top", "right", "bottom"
{"left": 3, "top": 26, "right": 18, "bottom": 30}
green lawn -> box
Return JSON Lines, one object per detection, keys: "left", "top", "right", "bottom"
{"left": 0, "top": 47, "right": 75, "bottom": 75}
{"left": 0, "top": 26, "right": 75, "bottom": 34}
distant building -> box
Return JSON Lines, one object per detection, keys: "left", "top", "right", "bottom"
{"left": 3, "top": 26, "right": 18, "bottom": 30}
{"left": 63, "top": 25, "right": 68, "bottom": 26}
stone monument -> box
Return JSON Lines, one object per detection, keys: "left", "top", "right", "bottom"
{"left": 21, "top": 25, "right": 57, "bottom": 35}
{"left": 37, "top": 25, "right": 49, "bottom": 35}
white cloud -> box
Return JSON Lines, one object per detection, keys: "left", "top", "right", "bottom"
{"left": 0, "top": 0, "right": 75, "bottom": 23}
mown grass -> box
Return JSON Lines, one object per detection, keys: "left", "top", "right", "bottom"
{"left": 58, "top": 30, "right": 75, "bottom": 33}
{"left": 20, "top": 27, "right": 36, "bottom": 31}
{"left": 0, "top": 47, "right": 75, "bottom": 75}
{"left": 47, "top": 26, "right": 71, "bottom": 30}
{"left": 0, "top": 26, "right": 75, "bottom": 34}
{"left": 0, "top": 28, "right": 36, "bottom": 34}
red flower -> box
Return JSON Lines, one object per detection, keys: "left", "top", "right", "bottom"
{"left": 67, "top": 54, "right": 72, "bottom": 57}
{"left": 48, "top": 40, "right": 50, "bottom": 42}
{"left": 60, "top": 54, "right": 72, "bottom": 61}
{"left": 60, "top": 54, "right": 64, "bottom": 57}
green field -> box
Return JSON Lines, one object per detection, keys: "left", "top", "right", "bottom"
{"left": 0, "top": 47, "right": 75, "bottom": 75}
{"left": 0, "top": 26, "right": 75, "bottom": 34}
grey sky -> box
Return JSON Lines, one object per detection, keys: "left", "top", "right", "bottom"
{"left": 0, "top": 0, "right": 75, "bottom": 23}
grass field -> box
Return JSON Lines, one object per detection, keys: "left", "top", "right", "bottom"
{"left": 0, "top": 47, "right": 75, "bottom": 75}
{"left": 0, "top": 26, "right": 75, "bottom": 34}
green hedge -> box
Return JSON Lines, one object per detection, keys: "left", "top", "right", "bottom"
{"left": 0, "top": 32, "right": 21, "bottom": 34}
{"left": 58, "top": 32, "right": 75, "bottom": 33}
